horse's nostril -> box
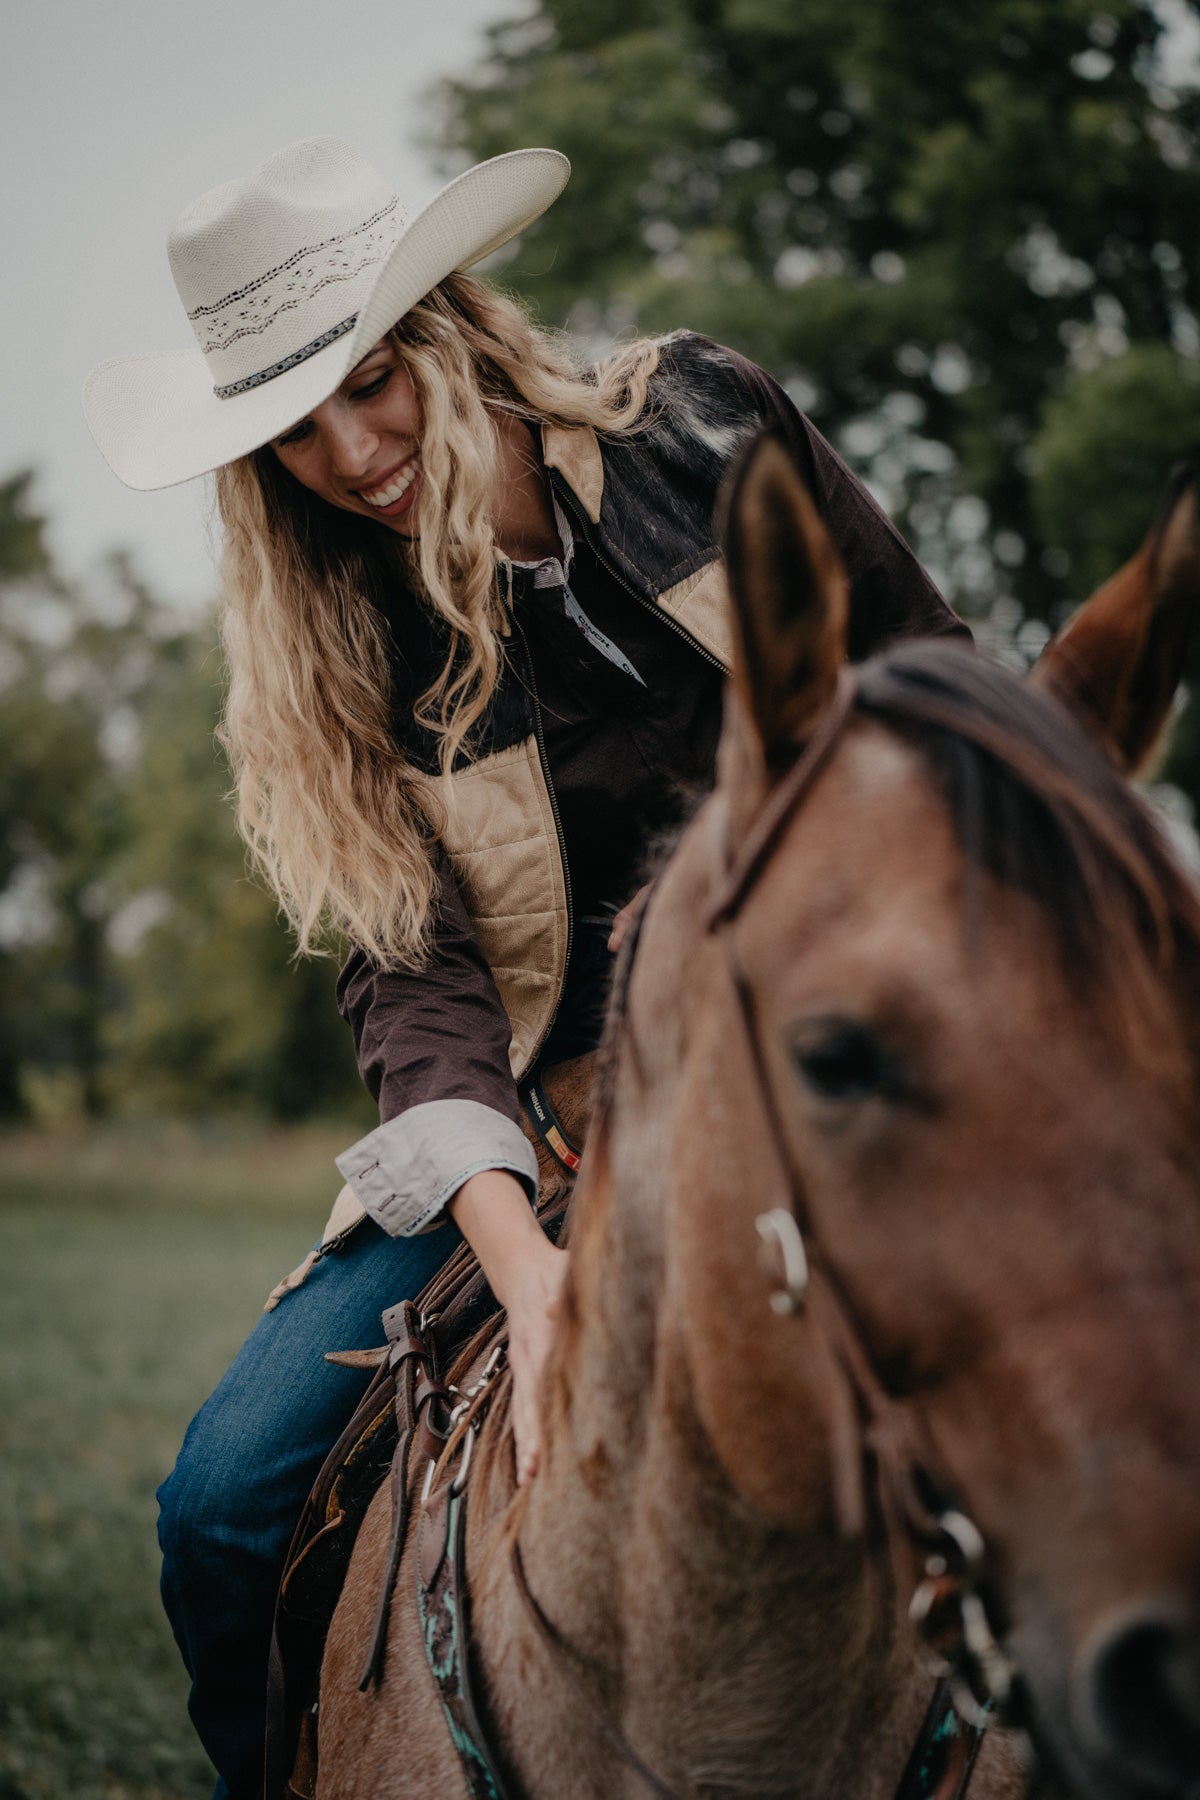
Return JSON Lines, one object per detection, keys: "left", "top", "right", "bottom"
{"left": 1078, "top": 1608, "right": 1200, "bottom": 1792}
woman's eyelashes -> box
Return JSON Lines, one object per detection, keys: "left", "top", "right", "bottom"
{"left": 274, "top": 373, "right": 392, "bottom": 448}
{"left": 349, "top": 372, "right": 390, "bottom": 401}
{"left": 276, "top": 419, "right": 312, "bottom": 448}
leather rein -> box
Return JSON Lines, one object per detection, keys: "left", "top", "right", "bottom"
{"left": 703, "top": 670, "right": 1022, "bottom": 1756}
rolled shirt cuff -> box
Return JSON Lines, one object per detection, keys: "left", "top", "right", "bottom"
{"left": 334, "top": 1098, "right": 540, "bottom": 1238}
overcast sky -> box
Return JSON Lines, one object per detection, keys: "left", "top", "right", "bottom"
{"left": 3, "top": 0, "right": 515, "bottom": 614}
{"left": 7, "top": 2, "right": 1200, "bottom": 619}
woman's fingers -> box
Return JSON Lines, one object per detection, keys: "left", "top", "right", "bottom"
{"left": 514, "top": 1383, "right": 541, "bottom": 1485}
{"left": 505, "top": 1244, "right": 568, "bottom": 1485}
{"left": 448, "top": 1170, "right": 568, "bottom": 1485}
{"left": 448, "top": 1174, "right": 568, "bottom": 1484}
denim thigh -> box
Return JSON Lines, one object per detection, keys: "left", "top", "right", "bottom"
{"left": 157, "top": 1214, "right": 459, "bottom": 1799}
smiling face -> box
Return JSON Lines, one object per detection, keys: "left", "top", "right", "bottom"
{"left": 270, "top": 337, "right": 423, "bottom": 534}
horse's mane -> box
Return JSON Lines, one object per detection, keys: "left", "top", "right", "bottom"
{"left": 595, "top": 641, "right": 1200, "bottom": 1120}
{"left": 855, "top": 642, "right": 1200, "bottom": 1057}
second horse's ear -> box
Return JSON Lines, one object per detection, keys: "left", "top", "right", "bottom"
{"left": 720, "top": 431, "right": 849, "bottom": 772}
{"left": 1032, "top": 469, "right": 1200, "bottom": 774}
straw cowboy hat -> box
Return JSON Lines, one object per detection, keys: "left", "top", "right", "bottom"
{"left": 83, "top": 138, "right": 570, "bottom": 490}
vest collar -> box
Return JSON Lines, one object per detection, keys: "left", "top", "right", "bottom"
{"left": 540, "top": 421, "right": 604, "bottom": 525}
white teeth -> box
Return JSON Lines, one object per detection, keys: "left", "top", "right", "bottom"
{"left": 361, "top": 459, "right": 419, "bottom": 508}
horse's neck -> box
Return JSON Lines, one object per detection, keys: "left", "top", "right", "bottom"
{"left": 476, "top": 863, "right": 934, "bottom": 1797}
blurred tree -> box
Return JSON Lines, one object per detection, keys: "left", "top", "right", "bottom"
{"left": 439, "top": 0, "right": 1200, "bottom": 786}
{"left": 1032, "top": 344, "right": 1200, "bottom": 783}
{"left": 0, "top": 484, "right": 366, "bottom": 1124}
{"left": 0, "top": 472, "right": 51, "bottom": 579}
{"left": 1033, "top": 342, "right": 1200, "bottom": 598}
{"left": 0, "top": 473, "right": 53, "bottom": 1116}
{"left": 0, "top": 526, "right": 190, "bottom": 1117}
{"left": 113, "top": 634, "right": 368, "bottom": 1122}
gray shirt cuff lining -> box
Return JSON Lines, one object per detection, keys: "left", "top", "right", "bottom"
{"left": 335, "top": 1098, "right": 540, "bottom": 1239}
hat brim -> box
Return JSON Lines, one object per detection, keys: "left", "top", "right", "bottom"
{"left": 83, "top": 149, "right": 570, "bottom": 491}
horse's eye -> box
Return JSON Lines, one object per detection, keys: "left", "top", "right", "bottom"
{"left": 789, "top": 1020, "right": 897, "bottom": 1102}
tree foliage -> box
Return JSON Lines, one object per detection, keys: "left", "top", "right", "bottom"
{"left": 0, "top": 480, "right": 367, "bottom": 1124}
{"left": 440, "top": 0, "right": 1200, "bottom": 789}
{"left": 114, "top": 640, "right": 368, "bottom": 1120}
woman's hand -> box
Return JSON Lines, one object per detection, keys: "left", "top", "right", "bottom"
{"left": 502, "top": 1240, "right": 568, "bottom": 1484}
{"left": 449, "top": 1169, "right": 568, "bottom": 1485}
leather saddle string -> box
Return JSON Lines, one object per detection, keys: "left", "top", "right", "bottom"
{"left": 359, "top": 1315, "right": 456, "bottom": 1690}
{"left": 358, "top": 1430, "right": 413, "bottom": 1691}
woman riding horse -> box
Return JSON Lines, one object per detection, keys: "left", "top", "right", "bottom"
{"left": 84, "top": 137, "right": 964, "bottom": 1798}
{"left": 315, "top": 445, "right": 1200, "bottom": 1800}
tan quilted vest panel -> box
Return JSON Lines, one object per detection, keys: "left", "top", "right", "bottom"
{"left": 432, "top": 555, "right": 733, "bottom": 1079}
{"left": 437, "top": 735, "right": 570, "bottom": 1080}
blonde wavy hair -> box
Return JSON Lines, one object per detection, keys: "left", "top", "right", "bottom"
{"left": 216, "top": 274, "right": 659, "bottom": 968}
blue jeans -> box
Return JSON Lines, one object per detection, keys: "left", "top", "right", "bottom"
{"left": 156, "top": 1215, "right": 460, "bottom": 1800}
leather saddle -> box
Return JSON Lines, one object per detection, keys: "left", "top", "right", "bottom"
{"left": 263, "top": 1058, "right": 591, "bottom": 1800}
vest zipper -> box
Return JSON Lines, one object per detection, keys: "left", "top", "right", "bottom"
{"left": 551, "top": 482, "right": 727, "bottom": 674}
{"left": 315, "top": 1218, "right": 366, "bottom": 1258}
{"left": 509, "top": 617, "right": 574, "bottom": 1077}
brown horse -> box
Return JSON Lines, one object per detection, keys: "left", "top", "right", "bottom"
{"left": 315, "top": 439, "right": 1200, "bottom": 1800}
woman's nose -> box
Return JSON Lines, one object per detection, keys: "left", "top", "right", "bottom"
{"left": 316, "top": 402, "right": 378, "bottom": 481}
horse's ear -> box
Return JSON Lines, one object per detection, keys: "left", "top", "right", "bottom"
{"left": 720, "top": 431, "right": 848, "bottom": 772}
{"left": 1031, "top": 468, "right": 1200, "bottom": 774}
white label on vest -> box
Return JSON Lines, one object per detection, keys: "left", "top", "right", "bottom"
{"left": 563, "top": 582, "right": 647, "bottom": 686}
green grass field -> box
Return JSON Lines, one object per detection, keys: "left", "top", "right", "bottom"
{"left": 0, "top": 1123, "right": 355, "bottom": 1800}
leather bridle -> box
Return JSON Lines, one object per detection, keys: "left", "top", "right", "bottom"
{"left": 703, "top": 668, "right": 1021, "bottom": 1738}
